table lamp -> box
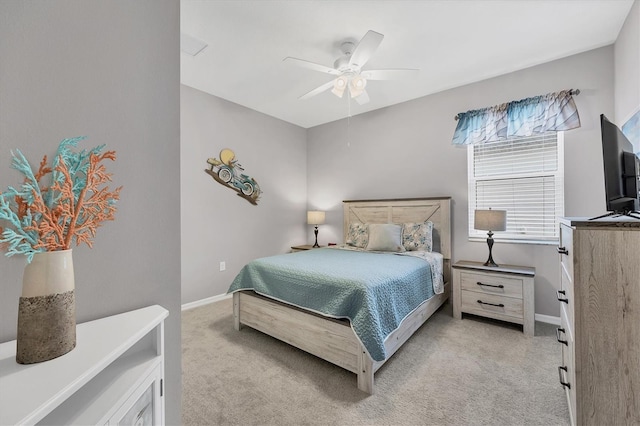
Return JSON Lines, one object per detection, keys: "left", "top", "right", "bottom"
{"left": 474, "top": 209, "right": 507, "bottom": 267}
{"left": 307, "top": 210, "right": 326, "bottom": 248}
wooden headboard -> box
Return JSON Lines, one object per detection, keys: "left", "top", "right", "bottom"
{"left": 343, "top": 197, "right": 452, "bottom": 283}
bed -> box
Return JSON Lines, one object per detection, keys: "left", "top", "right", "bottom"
{"left": 229, "top": 197, "right": 451, "bottom": 394}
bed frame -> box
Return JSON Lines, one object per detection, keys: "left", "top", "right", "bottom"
{"left": 232, "top": 197, "right": 452, "bottom": 394}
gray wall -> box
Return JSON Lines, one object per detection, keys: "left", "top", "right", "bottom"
{"left": 615, "top": 0, "right": 639, "bottom": 151}
{"left": 0, "top": 2, "right": 182, "bottom": 424}
{"left": 180, "top": 85, "right": 307, "bottom": 303}
{"left": 307, "top": 46, "right": 614, "bottom": 318}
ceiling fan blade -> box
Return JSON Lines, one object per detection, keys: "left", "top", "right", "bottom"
{"left": 348, "top": 30, "right": 384, "bottom": 70}
{"left": 361, "top": 69, "right": 420, "bottom": 80}
{"left": 298, "top": 79, "right": 336, "bottom": 100}
{"left": 283, "top": 57, "right": 340, "bottom": 75}
{"left": 355, "top": 90, "right": 370, "bottom": 105}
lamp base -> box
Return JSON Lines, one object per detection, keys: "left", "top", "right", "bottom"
{"left": 313, "top": 226, "right": 320, "bottom": 248}
{"left": 484, "top": 231, "right": 499, "bottom": 267}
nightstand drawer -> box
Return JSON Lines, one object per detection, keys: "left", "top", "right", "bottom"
{"left": 460, "top": 290, "right": 523, "bottom": 320}
{"left": 460, "top": 271, "right": 523, "bottom": 298}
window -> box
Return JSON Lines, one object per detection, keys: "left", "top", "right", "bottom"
{"left": 468, "top": 132, "right": 564, "bottom": 244}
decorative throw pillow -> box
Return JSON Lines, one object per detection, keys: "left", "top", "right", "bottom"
{"left": 402, "top": 221, "right": 434, "bottom": 252}
{"left": 346, "top": 222, "right": 369, "bottom": 248}
{"left": 366, "top": 223, "right": 406, "bottom": 252}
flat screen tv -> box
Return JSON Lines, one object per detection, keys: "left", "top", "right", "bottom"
{"left": 594, "top": 114, "right": 640, "bottom": 220}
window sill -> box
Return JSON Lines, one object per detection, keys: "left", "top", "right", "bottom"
{"left": 469, "top": 237, "right": 559, "bottom": 245}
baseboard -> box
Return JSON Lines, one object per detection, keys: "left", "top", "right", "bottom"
{"left": 182, "top": 293, "right": 231, "bottom": 311}
{"left": 535, "top": 313, "right": 560, "bottom": 326}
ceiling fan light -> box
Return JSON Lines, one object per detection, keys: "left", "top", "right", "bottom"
{"left": 332, "top": 76, "right": 347, "bottom": 98}
{"left": 349, "top": 76, "right": 367, "bottom": 98}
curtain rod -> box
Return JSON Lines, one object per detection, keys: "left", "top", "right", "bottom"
{"left": 453, "top": 89, "right": 581, "bottom": 121}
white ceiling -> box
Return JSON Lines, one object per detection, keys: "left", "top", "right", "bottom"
{"left": 181, "top": 0, "right": 634, "bottom": 129}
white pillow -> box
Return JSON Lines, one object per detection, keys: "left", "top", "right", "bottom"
{"left": 366, "top": 224, "right": 406, "bottom": 252}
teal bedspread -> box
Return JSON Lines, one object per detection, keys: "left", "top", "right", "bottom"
{"left": 227, "top": 247, "right": 438, "bottom": 361}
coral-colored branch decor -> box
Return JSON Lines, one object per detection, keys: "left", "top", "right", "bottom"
{"left": 0, "top": 137, "right": 122, "bottom": 261}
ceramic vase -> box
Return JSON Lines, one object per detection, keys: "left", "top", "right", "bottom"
{"left": 16, "top": 249, "right": 76, "bottom": 364}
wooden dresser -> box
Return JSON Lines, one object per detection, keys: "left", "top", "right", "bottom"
{"left": 557, "top": 217, "right": 640, "bottom": 425}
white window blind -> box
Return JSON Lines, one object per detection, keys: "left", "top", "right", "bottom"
{"left": 468, "top": 132, "right": 564, "bottom": 243}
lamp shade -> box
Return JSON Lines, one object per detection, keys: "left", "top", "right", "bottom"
{"left": 474, "top": 209, "right": 507, "bottom": 231}
{"left": 307, "top": 210, "right": 326, "bottom": 225}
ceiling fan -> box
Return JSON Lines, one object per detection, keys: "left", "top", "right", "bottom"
{"left": 284, "top": 30, "right": 419, "bottom": 105}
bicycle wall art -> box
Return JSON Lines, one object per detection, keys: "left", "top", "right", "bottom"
{"left": 205, "top": 148, "right": 262, "bottom": 205}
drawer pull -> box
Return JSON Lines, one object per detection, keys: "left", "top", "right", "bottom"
{"left": 476, "top": 281, "right": 504, "bottom": 289}
{"left": 556, "top": 328, "right": 568, "bottom": 346}
{"left": 557, "top": 290, "right": 569, "bottom": 304}
{"left": 557, "top": 246, "right": 569, "bottom": 255}
{"left": 558, "top": 366, "right": 571, "bottom": 389}
{"left": 477, "top": 300, "right": 504, "bottom": 308}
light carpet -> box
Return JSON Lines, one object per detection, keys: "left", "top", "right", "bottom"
{"left": 182, "top": 298, "right": 570, "bottom": 425}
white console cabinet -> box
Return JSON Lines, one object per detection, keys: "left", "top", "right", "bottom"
{"left": 0, "top": 305, "right": 168, "bottom": 425}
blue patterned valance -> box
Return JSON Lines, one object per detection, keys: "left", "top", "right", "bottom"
{"left": 452, "top": 89, "right": 581, "bottom": 145}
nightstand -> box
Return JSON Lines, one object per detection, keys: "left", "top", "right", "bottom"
{"left": 452, "top": 260, "right": 535, "bottom": 335}
{"left": 290, "top": 244, "right": 324, "bottom": 252}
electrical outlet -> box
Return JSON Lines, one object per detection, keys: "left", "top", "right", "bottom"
{"left": 219, "top": 261, "right": 226, "bottom": 271}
